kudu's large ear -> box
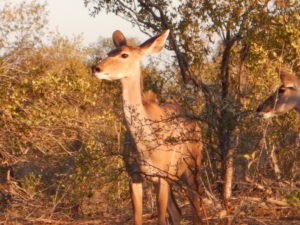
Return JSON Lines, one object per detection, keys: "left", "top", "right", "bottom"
{"left": 139, "top": 30, "right": 170, "bottom": 55}
{"left": 278, "top": 69, "right": 298, "bottom": 88}
{"left": 112, "top": 30, "right": 127, "bottom": 48}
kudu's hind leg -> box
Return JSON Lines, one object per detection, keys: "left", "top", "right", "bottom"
{"left": 167, "top": 187, "right": 181, "bottom": 225}
{"left": 184, "top": 169, "right": 202, "bottom": 225}
{"left": 130, "top": 182, "right": 143, "bottom": 225}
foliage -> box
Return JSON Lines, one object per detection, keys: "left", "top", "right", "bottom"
{"left": 0, "top": 0, "right": 47, "bottom": 53}
{"left": 0, "top": 0, "right": 128, "bottom": 221}
{"left": 286, "top": 189, "right": 300, "bottom": 208}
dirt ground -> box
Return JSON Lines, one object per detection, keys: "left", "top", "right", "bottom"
{"left": 3, "top": 197, "right": 300, "bottom": 225}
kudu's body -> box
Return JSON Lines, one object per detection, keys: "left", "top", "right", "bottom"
{"left": 257, "top": 69, "right": 300, "bottom": 118}
{"left": 92, "top": 30, "right": 203, "bottom": 225}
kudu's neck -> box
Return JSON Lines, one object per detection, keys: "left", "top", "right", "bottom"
{"left": 121, "top": 66, "right": 147, "bottom": 124}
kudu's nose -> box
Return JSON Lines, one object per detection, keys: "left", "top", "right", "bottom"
{"left": 91, "top": 65, "right": 102, "bottom": 74}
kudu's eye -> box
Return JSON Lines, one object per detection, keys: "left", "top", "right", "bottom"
{"left": 121, "top": 53, "right": 129, "bottom": 58}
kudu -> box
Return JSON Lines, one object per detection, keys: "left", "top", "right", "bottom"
{"left": 91, "top": 30, "right": 203, "bottom": 225}
{"left": 257, "top": 69, "right": 300, "bottom": 118}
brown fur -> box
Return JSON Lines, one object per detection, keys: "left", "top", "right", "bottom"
{"left": 161, "top": 103, "right": 184, "bottom": 116}
{"left": 142, "top": 90, "right": 158, "bottom": 105}
{"left": 142, "top": 90, "right": 184, "bottom": 120}
{"left": 142, "top": 91, "right": 165, "bottom": 120}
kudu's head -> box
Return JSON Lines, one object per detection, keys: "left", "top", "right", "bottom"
{"left": 91, "top": 30, "right": 169, "bottom": 81}
{"left": 257, "top": 69, "right": 300, "bottom": 119}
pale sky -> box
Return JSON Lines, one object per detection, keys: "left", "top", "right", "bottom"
{"left": 4, "top": 0, "right": 171, "bottom": 66}
{"left": 8, "top": 0, "right": 147, "bottom": 44}
{"left": 47, "top": 0, "right": 148, "bottom": 44}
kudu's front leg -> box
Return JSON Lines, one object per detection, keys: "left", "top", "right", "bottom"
{"left": 130, "top": 182, "right": 143, "bottom": 225}
{"left": 157, "top": 178, "right": 169, "bottom": 225}
{"left": 167, "top": 188, "right": 181, "bottom": 225}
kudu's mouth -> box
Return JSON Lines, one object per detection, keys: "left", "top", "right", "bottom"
{"left": 93, "top": 72, "right": 112, "bottom": 80}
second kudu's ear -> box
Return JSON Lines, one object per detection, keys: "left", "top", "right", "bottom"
{"left": 278, "top": 69, "right": 298, "bottom": 88}
{"left": 112, "top": 30, "right": 127, "bottom": 48}
{"left": 139, "top": 30, "right": 170, "bottom": 55}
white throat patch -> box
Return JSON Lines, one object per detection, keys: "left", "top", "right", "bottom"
{"left": 94, "top": 72, "right": 125, "bottom": 80}
{"left": 261, "top": 112, "right": 276, "bottom": 119}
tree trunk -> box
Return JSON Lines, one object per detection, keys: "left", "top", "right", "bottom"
{"left": 218, "top": 30, "right": 241, "bottom": 203}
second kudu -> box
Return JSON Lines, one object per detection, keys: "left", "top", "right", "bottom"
{"left": 257, "top": 69, "right": 300, "bottom": 118}
{"left": 91, "top": 30, "right": 203, "bottom": 225}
